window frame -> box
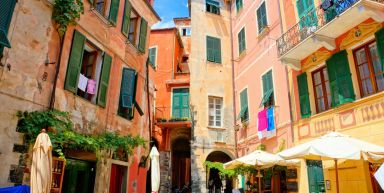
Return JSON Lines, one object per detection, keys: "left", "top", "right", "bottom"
{"left": 256, "top": 1, "right": 268, "bottom": 34}
{"left": 206, "top": 35, "right": 221, "bottom": 64}
{"left": 261, "top": 69, "right": 275, "bottom": 108}
{"left": 128, "top": 9, "right": 139, "bottom": 45}
{"left": 239, "top": 87, "right": 249, "bottom": 122}
{"left": 311, "top": 66, "right": 331, "bottom": 113}
{"left": 238, "top": 27, "right": 246, "bottom": 56}
{"left": 171, "top": 87, "right": 190, "bottom": 119}
{"left": 118, "top": 67, "right": 137, "bottom": 120}
{"left": 236, "top": 0, "right": 243, "bottom": 13}
{"left": 206, "top": 0, "right": 221, "bottom": 15}
{"left": 208, "top": 96, "right": 223, "bottom": 128}
{"left": 353, "top": 40, "right": 384, "bottom": 98}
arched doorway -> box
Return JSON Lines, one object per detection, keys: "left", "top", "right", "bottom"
{"left": 171, "top": 137, "right": 191, "bottom": 190}
{"left": 206, "top": 151, "right": 233, "bottom": 193}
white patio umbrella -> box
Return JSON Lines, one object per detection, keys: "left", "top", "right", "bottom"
{"left": 149, "top": 146, "right": 160, "bottom": 193}
{"left": 223, "top": 150, "right": 299, "bottom": 193}
{"left": 277, "top": 132, "right": 384, "bottom": 193}
{"left": 30, "top": 129, "right": 52, "bottom": 193}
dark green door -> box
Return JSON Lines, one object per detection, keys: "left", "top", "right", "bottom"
{"left": 62, "top": 159, "right": 96, "bottom": 193}
{"left": 172, "top": 88, "right": 189, "bottom": 119}
{"left": 307, "top": 160, "right": 325, "bottom": 193}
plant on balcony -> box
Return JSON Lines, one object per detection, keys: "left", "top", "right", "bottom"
{"left": 156, "top": 118, "right": 167, "bottom": 123}
{"left": 16, "top": 110, "right": 145, "bottom": 159}
{"left": 169, "top": 117, "right": 190, "bottom": 122}
{"left": 52, "top": 0, "right": 84, "bottom": 36}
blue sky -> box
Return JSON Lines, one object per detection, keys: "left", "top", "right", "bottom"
{"left": 152, "top": 0, "right": 190, "bottom": 29}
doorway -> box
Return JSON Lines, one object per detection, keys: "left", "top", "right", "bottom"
{"left": 205, "top": 151, "right": 233, "bottom": 193}
{"left": 171, "top": 137, "right": 191, "bottom": 190}
{"left": 62, "top": 159, "right": 96, "bottom": 193}
{"left": 306, "top": 160, "right": 325, "bottom": 193}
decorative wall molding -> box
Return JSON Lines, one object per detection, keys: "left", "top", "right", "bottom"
{"left": 340, "top": 21, "right": 382, "bottom": 50}
{"left": 302, "top": 50, "right": 332, "bottom": 71}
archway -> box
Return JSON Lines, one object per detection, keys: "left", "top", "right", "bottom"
{"left": 206, "top": 151, "right": 233, "bottom": 193}
{"left": 171, "top": 137, "right": 191, "bottom": 190}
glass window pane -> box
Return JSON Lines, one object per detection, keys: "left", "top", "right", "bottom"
{"left": 356, "top": 49, "right": 367, "bottom": 64}
{"left": 316, "top": 85, "right": 323, "bottom": 97}
{"left": 313, "top": 72, "right": 321, "bottom": 85}
{"left": 323, "top": 68, "right": 329, "bottom": 81}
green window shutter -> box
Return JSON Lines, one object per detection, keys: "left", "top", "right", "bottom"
{"left": 181, "top": 91, "right": 190, "bottom": 118}
{"left": 138, "top": 19, "right": 148, "bottom": 53}
{"left": 326, "top": 50, "right": 355, "bottom": 107}
{"left": 297, "top": 72, "right": 311, "bottom": 118}
{"left": 119, "top": 68, "right": 137, "bottom": 109}
{"left": 149, "top": 47, "right": 157, "bottom": 68}
{"left": 238, "top": 28, "right": 245, "bottom": 54}
{"left": 108, "top": 0, "right": 119, "bottom": 25}
{"left": 257, "top": 2, "right": 267, "bottom": 33}
{"left": 206, "top": 36, "right": 214, "bottom": 62}
{"left": 236, "top": 0, "right": 243, "bottom": 12}
{"left": 64, "top": 31, "right": 86, "bottom": 93}
{"left": 375, "top": 28, "right": 384, "bottom": 72}
{"left": 240, "top": 89, "right": 248, "bottom": 121}
{"left": 172, "top": 92, "right": 181, "bottom": 118}
{"left": 97, "top": 53, "right": 112, "bottom": 107}
{"left": 121, "top": 0, "right": 132, "bottom": 37}
{"left": 214, "top": 38, "right": 221, "bottom": 63}
{"left": 260, "top": 70, "right": 274, "bottom": 107}
{"left": 0, "top": 0, "right": 17, "bottom": 51}
{"left": 172, "top": 88, "right": 189, "bottom": 118}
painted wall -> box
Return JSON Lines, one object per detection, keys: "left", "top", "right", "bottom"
{"left": 0, "top": 1, "right": 159, "bottom": 193}
{"left": 189, "top": 0, "right": 236, "bottom": 192}
{"left": 231, "top": 0, "right": 293, "bottom": 156}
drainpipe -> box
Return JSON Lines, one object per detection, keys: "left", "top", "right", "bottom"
{"left": 276, "top": 0, "right": 295, "bottom": 145}
{"left": 229, "top": 2, "right": 238, "bottom": 158}
{"left": 49, "top": 32, "right": 65, "bottom": 110}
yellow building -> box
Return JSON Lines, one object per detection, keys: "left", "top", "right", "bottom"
{"left": 277, "top": 0, "right": 384, "bottom": 192}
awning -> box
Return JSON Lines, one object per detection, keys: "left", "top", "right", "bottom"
{"left": 259, "top": 89, "right": 273, "bottom": 107}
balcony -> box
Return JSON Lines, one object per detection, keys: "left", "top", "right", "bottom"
{"left": 294, "top": 91, "right": 384, "bottom": 141}
{"left": 154, "top": 106, "right": 191, "bottom": 128}
{"left": 276, "top": 0, "right": 384, "bottom": 69}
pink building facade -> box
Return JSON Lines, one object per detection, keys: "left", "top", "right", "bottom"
{"left": 231, "top": 0, "right": 294, "bottom": 156}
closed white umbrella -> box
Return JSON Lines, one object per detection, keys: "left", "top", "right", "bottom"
{"left": 277, "top": 132, "right": 384, "bottom": 193}
{"left": 31, "top": 129, "right": 52, "bottom": 193}
{"left": 149, "top": 146, "right": 160, "bottom": 193}
{"left": 223, "top": 150, "right": 299, "bottom": 193}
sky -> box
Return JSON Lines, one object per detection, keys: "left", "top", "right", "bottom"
{"left": 152, "top": 0, "right": 190, "bottom": 29}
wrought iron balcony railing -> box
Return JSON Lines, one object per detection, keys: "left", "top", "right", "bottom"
{"left": 154, "top": 106, "right": 191, "bottom": 124}
{"left": 276, "top": 0, "right": 384, "bottom": 57}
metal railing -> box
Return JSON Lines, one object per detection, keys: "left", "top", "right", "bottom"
{"left": 155, "top": 106, "right": 191, "bottom": 123}
{"left": 276, "top": 0, "right": 383, "bottom": 57}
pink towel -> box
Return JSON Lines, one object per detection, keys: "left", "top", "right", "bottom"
{"left": 258, "top": 109, "right": 268, "bottom": 131}
{"left": 87, "top": 79, "right": 96, "bottom": 95}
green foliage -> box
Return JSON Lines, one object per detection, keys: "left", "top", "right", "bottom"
{"left": 257, "top": 144, "right": 266, "bottom": 151}
{"left": 233, "top": 165, "right": 258, "bottom": 175}
{"left": 204, "top": 161, "right": 235, "bottom": 177}
{"left": 17, "top": 110, "right": 145, "bottom": 159}
{"left": 52, "top": 0, "right": 84, "bottom": 36}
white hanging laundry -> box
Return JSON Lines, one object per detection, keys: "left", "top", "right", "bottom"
{"left": 78, "top": 74, "right": 88, "bottom": 91}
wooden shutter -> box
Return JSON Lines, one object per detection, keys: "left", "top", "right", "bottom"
{"left": 326, "top": 50, "right": 355, "bottom": 107}
{"left": 172, "top": 90, "right": 181, "bottom": 118}
{"left": 181, "top": 91, "right": 190, "bottom": 118}
{"left": 149, "top": 47, "right": 156, "bottom": 68}
{"left": 306, "top": 160, "right": 325, "bottom": 193}
{"left": 240, "top": 89, "right": 248, "bottom": 120}
{"left": 297, "top": 72, "right": 311, "bottom": 118}
{"left": 214, "top": 38, "right": 221, "bottom": 63}
{"left": 257, "top": 2, "right": 267, "bottom": 33}
{"left": 64, "top": 31, "right": 86, "bottom": 93}
{"left": 0, "top": 0, "right": 16, "bottom": 49}
{"left": 236, "top": 0, "right": 242, "bottom": 12}
{"left": 375, "top": 28, "right": 384, "bottom": 72}
{"left": 238, "top": 29, "right": 245, "bottom": 54}
{"left": 97, "top": 53, "right": 112, "bottom": 107}
{"left": 138, "top": 18, "right": 148, "bottom": 53}
{"left": 121, "top": 0, "right": 132, "bottom": 37}
{"left": 206, "top": 36, "right": 214, "bottom": 62}
{"left": 108, "top": 0, "right": 120, "bottom": 25}
{"left": 120, "top": 68, "right": 137, "bottom": 108}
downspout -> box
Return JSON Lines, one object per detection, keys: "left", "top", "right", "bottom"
{"left": 229, "top": 2, "right": 238, "bottom": 158}
{"left": 276, "top": 0, "right": 295, "bottom": 145}
{"left": 146, "top": 58, "right": 152, "bottom": 147}
{"left": 49, "top": 32, "right": 65, "bottom": 110}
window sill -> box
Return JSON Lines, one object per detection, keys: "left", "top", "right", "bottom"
{"left": 237, "top": 50, "right": 247, "bottom": 61}
{"left": 125, "top": 40, "right": 142, "bottom": 54}
{"left": 66, "top": 90, "right": 102, "bottom": 108}
{"left": 207, "top": 126, "right": 225, "bottom": 130}
{"left": 206, "top": 60, "right": 222, "bottom": 65}
{"left": 205, "top": 11, "right": 221, "bottom": 17}
{"left": 89, "top": 8, "right": 113, "bottom": 27}
{"left": 257, "top": 26, "right": 270, "bottom": 41}
{"left": 214, "top": 141, "right": 226, "bottom": 144}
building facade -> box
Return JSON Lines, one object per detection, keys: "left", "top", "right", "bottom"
{"left": 277, "top": 0, "right": 384, "bottom": 192}
{"left": 0, "top": 1, "right": 159, "bottom": 193}
{"left": 189, "top": 0, "right": 236, "bottom": 192}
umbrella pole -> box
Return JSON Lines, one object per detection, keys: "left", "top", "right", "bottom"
{"left": 335, "top": 159, "right": 340, "bottom": 193}
{"left": 258, "top": 168, "right": 262, "bottom": 193}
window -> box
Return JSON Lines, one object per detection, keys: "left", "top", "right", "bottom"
{"left": 172, "top": 88, "right": 190, "bottom": 119}
{"left": 353, "top": 41, "right": 384, "bottom": 97}
{"left": 312, "top": 67, "right": 331, "bottom": 113}
{"left": 206, "top": 36, "right": 221, "bottom": 63}
{"left": 206, "top": 0, "right": 220, "bottom": 15}
{"left": 208, "top": 97, "right": 223, "bottom": 127}
{"left": 64, "top": 31, "right": 112, "bottom": 107}
{"left": 181, "top": 27, "right": 191, "bottom": 36}
{"left": 109, "top": 164, "right": 128, "bottom": 193}
{"left": 121, "top": 0, "right": 132, "bottom": 37}
{"left": 296, "top": 0, "right": 317, "bottom": 29}
{"left": 256, "top": 2, "right": 268, "bottom": 34}
{"left": 118, "top": 68, "right": 138, "bottom": 120}
{"left": 0, "top": 0, "right": 16, "bottom": 56}
{"left": 148, "top": 47, "right": 157, "bottom": 68}
{"left": 238, "top": 28, "right": 246, "bottom": 55}
{"left": 238, "top": 88, "right": 249, "bottom": 122}
{"left": 91, "top": 0, "right": 120, "bottom": 25}
{"left": 260, "top": 70, "right": 274, "bottom": 108}
{"left": 128, "top": 9, "right": 139, "bottom": 44}
{"left": 236, "top": 0, "right": 243, "bottom": 12}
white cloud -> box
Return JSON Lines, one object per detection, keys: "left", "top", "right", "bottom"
{"left": 151, "top": 20, "right": 175, "bottom": 29}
